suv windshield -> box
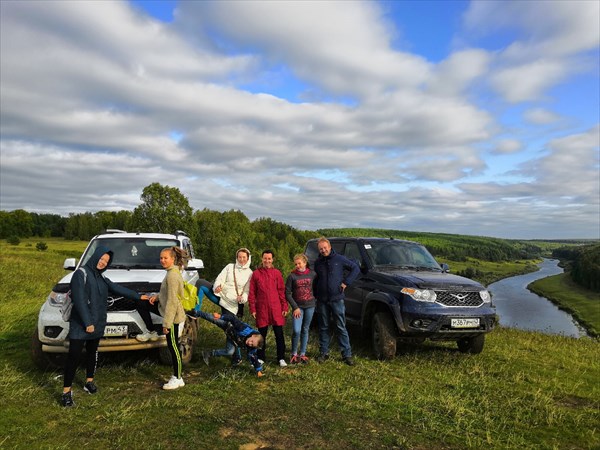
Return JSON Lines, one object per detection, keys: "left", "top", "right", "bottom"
{"left": 81, "top": 238, "right": 179, "bottom": 269}
{"left": 364, "top": 240, "right": 442, "bottom": 271}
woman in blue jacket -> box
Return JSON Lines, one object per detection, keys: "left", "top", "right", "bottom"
{"left": 61, "top": 246, "right": 148, "bottom": 407}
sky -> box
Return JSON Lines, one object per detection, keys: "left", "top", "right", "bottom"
{"left": 1, "top": 0, "right": 599, "bottom": 240}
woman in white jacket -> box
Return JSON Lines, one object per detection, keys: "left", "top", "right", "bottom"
{"left": 192, "top": 248, "right": 253, "bottom": 364}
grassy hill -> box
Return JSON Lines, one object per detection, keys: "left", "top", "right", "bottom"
{"left": 0, "top": 239, "right": 598, "bottom": 449}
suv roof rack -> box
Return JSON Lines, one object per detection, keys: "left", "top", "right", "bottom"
{"left": 175, "top": 230, "right": 188, "bottom": 237}
{"left": 104, "top": 229, "right": 127, "bottom": 234}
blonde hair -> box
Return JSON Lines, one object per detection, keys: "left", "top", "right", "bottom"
{"left": 318, "top": 237, "right": 330, "bottom": 246}
{"left": 293, "top": 253, "right": 308, "bottom": 264}
{"left": 161, "top": 246, "right": 190, "bottom": 269}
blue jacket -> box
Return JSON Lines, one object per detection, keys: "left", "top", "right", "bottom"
{"left": 313, "top": 249, "right": 360, "bottom": 303}
{"left": 221, "top": 313, "right": 263, "bottom": 372}
{"left": 68, "top": 246, "right": 141, "bottom": 340}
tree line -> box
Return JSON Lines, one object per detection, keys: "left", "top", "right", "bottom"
{"left": 553, "top": 244, "right": 600, "bottom": 292}
{"left": 3, "top": 182, "right": 596, "bottom": 283}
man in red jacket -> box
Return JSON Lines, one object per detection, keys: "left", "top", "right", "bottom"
{"left": 248, "top": 250, "right": 289, "bottom": 367}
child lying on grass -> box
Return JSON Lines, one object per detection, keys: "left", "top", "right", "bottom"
{"left": 188, "top": 310, "right": 265, "bottom": 377}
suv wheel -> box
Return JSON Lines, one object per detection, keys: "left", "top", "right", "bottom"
{"left": 158, "top": 317, "right": 198, "bottom": 365}
{"left": 456, "top": 334, "right": 485, "bottom": 354}
{"left": 372, "top": 312, "right": 397, "bottom": 360}
{"left": 31, "top": 330, "right": 65, "bottom": 369}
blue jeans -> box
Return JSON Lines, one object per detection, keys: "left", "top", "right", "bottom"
{"left": 196, "top": 310, "right": 241, "bottom": 362}
{"left": 196, "top": 285, "right": 220, "bottom": 311}
{"left": 317, "top": 299, "right": 352, "bottom": 358}
{"left": 291, "top": 306, "right": 315, "bottom": 356}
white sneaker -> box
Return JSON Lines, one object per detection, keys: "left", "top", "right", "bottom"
{"left": 278, "top": 359, "right": 287, "bottom": 367}
{"left": 148, "top": 331, "right": 159, "bottom": 342}
{"left": 162, "top": 376, "right": 185, "bottom": 390}
{"left": 136, "top": 331, "right": 151, "bottom": 342}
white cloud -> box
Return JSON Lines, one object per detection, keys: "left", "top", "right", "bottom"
{"left": 493, "top": 139, "right": 522, "bottom": 155}
{"left": 523, "top": 108, "right": 561, "bottom": 125}
{"left": 0, "top": 1, "right": 598, "bottom": 240}
{"left": 463, "top": 0, "right": 599, "bottom": 103}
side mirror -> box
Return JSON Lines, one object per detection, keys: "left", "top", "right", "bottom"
{"left": 64, "top": 258, "right": 77, "bottom": 270}
{"left": 187, "top": 258, "right": 204, "bottom": 270}
{"left": 440, "top": 263, "right": 450, "bottom": 273}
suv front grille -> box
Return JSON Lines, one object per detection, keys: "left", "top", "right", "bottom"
{"left": 106, "top": 282, "right": 161, "bottom": 312}
{"left": 434, "top": 291, "right": 483, "bottom": 307}
{"left": 107, "top": 296, "right": 139, "bottom": 312}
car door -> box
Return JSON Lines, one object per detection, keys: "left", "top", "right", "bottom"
{"left": 338, "top": 241, "right": 366, "bottom": 323}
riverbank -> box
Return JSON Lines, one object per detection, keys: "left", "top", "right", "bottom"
{"left": 528, "top": 273, "right": 600, "bottom": 338}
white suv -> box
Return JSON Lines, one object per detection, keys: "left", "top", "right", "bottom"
{"left": 31, "top": 230, "right": 204, "bottom": 369}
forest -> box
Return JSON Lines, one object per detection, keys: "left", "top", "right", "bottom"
{"left": 1, "top": 183, "right": 598, "bottom": 285}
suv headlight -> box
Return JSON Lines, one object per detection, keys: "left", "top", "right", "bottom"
{"left": 401, "top": 288, "right": 437, "bottom": 302}
{"left": 48, "top": 291, "right": 68, "bottom": 307}
{"left": 479, "top": 290, "right": 491, "bottom": 303}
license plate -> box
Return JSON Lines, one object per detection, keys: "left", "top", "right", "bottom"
{"left": 104, "top": 325, "right": 128, "bottom": 337}
{"left": 451, "top": 318, "right": 480, "bottom": 328}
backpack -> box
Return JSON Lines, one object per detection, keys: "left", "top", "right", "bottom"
{"left": 61, "top": 267, "right": 88, "bottom": 322}
{"left": 179, "top": 279, "right": 199, "bottom": 311}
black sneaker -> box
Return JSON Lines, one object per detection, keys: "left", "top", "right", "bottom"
{"left": 185, "top": 310, "right": 199, "bottom": 320}
{"left": 317, "top": 354, "right": 330, "bottom": 363}
{"left": 343, "top": 356, "right": 355, "bottom": 366}
{"left": 61, "top": 391, "right": 74, "bottom": 407}
{"left": 83, "top": 381, "right": 98, "bottom": 394}
{"left": 202, "top": 351, "right": 211, "bottom": 366}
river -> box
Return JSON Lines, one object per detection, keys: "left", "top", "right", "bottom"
{"left": 488, "top": 258, "right": 587, "bottom": 338}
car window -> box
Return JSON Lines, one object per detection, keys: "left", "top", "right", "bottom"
{"left": 81, "top": 238, "right": 179, "bottom": 269}
{"left": 305, "top": 241, "right": 319, "bottom": 267}
{"left": 365, "top": 240, "right": 441, "bottom": 270}
{"left": 331, "top": 241, "right": 345, "bottom": 254}
{"left": 342, "top": 242, "right": 363, "bottom": 265}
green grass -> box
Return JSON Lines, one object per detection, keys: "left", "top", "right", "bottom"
{"left": 1, "top": 239, "right": 599, "bottom": 449}
{"left": 529, "top": 273, "right": 600, "bottom": 338}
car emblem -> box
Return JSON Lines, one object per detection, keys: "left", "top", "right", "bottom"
{"left": 107, "top": 297, "right": 115, "bottom": 307}
{"left": 451, "top": 293, "right": 468, "bottom": 302}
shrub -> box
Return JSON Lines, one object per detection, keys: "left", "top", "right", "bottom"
{"left": 7, "top": 236, "right": 20, "bottom": 245}
{"left": 36, "top": 242, "right": 48, "bottom": 251}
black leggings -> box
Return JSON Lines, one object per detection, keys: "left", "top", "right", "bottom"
{"left": 257, "top": 325, "right": 285, "bottom": 361}
{"left": 167, "top": 323, "right": 182, "bottom": 378}
{"left": 136, "top": 300, "right": 182, "bottom": 378}
{"left": 63, "top": 338, "right": 99, "bottom": 388}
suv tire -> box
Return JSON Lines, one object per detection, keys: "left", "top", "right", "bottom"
{"left": 158, "top": 317, "right": 198, "bottom": 365}
{"left": 456, "top": 334, "right": 485, "bottom": 354}
{"left": 372, "top": 312, "right": 397, "bottom": 360}
{"left": 31, "top": 330, "right": 65, "bottom": 369}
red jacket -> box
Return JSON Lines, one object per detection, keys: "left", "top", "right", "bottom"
{"left": 248, "top": 266, "right": 288, "bottom": 328}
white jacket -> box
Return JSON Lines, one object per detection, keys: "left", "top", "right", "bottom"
{"left": 214, "top": 256, "right": 253, "bottom": 315}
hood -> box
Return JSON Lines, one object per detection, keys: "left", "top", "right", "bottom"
{"left": 84, "top": 246, "right": 113, "bottom": 274}
{"left": 374, "top": 267, "right": 484, "bottom": 290}
{"left": 235, "top": 248, "right": 252, "bottom": 270}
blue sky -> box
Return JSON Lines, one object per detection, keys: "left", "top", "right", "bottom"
{"left": 1, "top": 0, "right": 599, "bottom": 239}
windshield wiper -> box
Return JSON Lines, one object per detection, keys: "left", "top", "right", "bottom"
{"left": 413, "top": 266, "right": 442, "bottom": 272}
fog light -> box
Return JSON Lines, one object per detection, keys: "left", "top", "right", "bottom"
{"left": 44, "top": 326, "right": 63, "bottom": 338}
{"left": 411, "top": 319, "right": 423, "bottom": 328}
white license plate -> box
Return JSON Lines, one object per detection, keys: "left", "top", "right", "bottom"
{"left": 451, "top": 318, "right": 480, "bottom": 328}
{"left": 104, "top": 325, "right": 128, "bottom": 337}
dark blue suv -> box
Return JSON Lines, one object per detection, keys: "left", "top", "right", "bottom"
{"left": 305, "top": 237, "right": 496, "bottom": 358}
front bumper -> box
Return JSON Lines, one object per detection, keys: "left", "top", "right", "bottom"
{"left": 397, "top": 301, "right": 497, "bottom": 339}
{"left": 37, "top": 303, "right": 172, "bottom": 353}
